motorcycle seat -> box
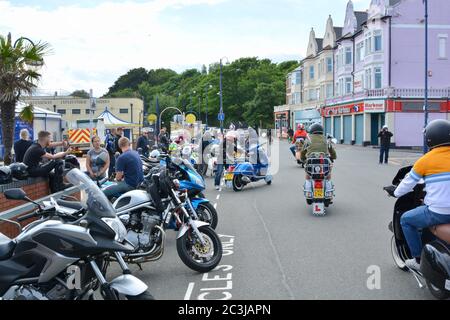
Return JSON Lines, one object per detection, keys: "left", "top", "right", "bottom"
{"left": 57, "top": 200, "right": 85, "bottom": 211}
{"left": 431, "top": 224, "right": 450, "bottom": 244}
{"left": 0, "top": 233, "right": 15, "bottom": 260}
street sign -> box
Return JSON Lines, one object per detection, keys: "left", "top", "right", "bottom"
{"left": 147, "top": 114, "right": 158, "bottom": 123}
{"left": 218, "top": 113, "right": 225, "bottom": 121}
{"left": 186, "top": 114, "right": 197, "bottom": 124}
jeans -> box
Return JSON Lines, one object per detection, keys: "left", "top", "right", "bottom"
{"left": 108, "top": 152, "right": 116, "bottom": 178}
{"left": 400, "top": 205, "right": 450, "bottom": 258}
{"left": 290, "top": 145, "right": 296, "bottom": 156}
{"left": 103, "top": 181, "right": 134, "bottom": 200}
{"left": 29, "top": 161, "right": 63, "bottom": 193}
{"left": 379, "top": 146, "right": 390, "bottom": 164}
{"left": 215, "top": 164, "right": 225, "bottom": 187}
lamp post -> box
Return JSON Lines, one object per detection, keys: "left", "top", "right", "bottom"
{"left": 205, "top": 84, "right": 212, "bottom": 128}
{"left": 423, "top": 0, "right": 429, "bottom": 154}
{"left": 219, "top": 57, "right": 229, "bottom": 134}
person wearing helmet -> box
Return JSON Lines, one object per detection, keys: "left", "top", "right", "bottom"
{"left": 301, "top": 123, "right": 337, "bottom": 194}
{"left": 290, "top": 124, "right": 308, "bottom": 157}
{"left": 378, "top": 125, "right": 394, "bottom": 164}
{"left": 394, "top": 119, "right": 450, "bottom": 272}
{"left": 86, "top": 136, "right": 110, "bottom": 180}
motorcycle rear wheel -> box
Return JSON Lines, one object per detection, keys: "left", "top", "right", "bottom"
{"left": 196, "top": 202, "right": 218, "bottom": 230}
{"left": 177, "top": 226, "right": 223, "bottom": 273}
{"left": 426, "top": 281, "right": 450, "bottom": 300}
{"left": 232, "top": 175, "right": 245, "bottom": 192}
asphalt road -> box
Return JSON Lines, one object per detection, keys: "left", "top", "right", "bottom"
{"left": 109, "top": 140, "right": 436, "bottom": 300}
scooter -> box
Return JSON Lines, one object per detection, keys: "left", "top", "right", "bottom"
{"left": 385, "top": 166, "right": 450, "bottom": 300}
{"left": 224, "top": 144, "right": 272, "bottom": 192}
{"left": 303, "top": 152, "right": 334, "bottom": 216}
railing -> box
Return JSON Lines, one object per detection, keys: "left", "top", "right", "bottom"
{"left": 325, "top": 87, "right": 450, "bottom": 105}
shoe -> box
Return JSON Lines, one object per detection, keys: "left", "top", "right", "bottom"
{"left": 215, "top": 186, "right": 220, "bottom": 191}
{"left": 405, "top": 259, "right": 421, "bottom": 273}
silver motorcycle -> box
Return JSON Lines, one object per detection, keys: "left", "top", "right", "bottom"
{"left": 0, "top": 169, "right": 153, "bottom": 300}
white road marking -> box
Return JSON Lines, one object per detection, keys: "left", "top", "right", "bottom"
{"left": 184, "top": 282, "right": 195, "bottom": 300}
{"left": 216, "top": 194, "right": 221, "bottom": 200}
{"left": 214, "top": 203, "right": 218, "bottom": 209}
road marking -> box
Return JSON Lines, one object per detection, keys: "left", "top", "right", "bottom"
{"left": 216, "top": 194, "right": 221, "bottom": 200}
{"left": 184, "top": 282, "right": 195, "bottom": 300}
{"left": 214, "top": 203, "right": 218, "bottom": 209}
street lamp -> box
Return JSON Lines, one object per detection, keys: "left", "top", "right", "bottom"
{"left": 219, "top": 57, "right": 229, "bottom": 134}
{"left": 205, "top": 84, "right": 213, "bottom": 128}
{"left": 423, "top": 0, "right": 429, "bottom": 154}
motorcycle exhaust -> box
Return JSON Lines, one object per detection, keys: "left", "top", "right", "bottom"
{"left": 127, "top": 226, "right": 166, "bottom": 263}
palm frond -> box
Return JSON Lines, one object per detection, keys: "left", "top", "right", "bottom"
{"left": 19, "top": 104, "right": 34, "bottom": 123}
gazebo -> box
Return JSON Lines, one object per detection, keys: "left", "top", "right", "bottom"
{"left": 96, "top": 108, "right": 139, "bottom": 142}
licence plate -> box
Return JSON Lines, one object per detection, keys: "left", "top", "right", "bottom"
{"left": 225, "top": 173, "right": 234, "bottom": 181}
{"left": 314, "top": 188, "right": 324, "bottom": 198}
{"left": 226, "top": 181, "right": 233, "bottom": 189}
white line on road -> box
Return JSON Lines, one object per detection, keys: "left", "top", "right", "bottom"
{"left": 216, "top": 194, "right": 221, "bottom": 200}
{"left": 214, "top": 203, "right": 218, "bottom": 209}
{"left": 184, "top": 282, "right": 195, "bottom": 300}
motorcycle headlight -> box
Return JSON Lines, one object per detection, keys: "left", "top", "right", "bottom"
{"left": 314, "top": 166, "right": 321, "bottom": 173}
{"left": 102, "top": 217, "right": 127, "bottom": 242}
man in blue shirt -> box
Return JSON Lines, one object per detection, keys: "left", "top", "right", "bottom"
{"left": 103, "top": 137, "right": 144, "bottom": 200}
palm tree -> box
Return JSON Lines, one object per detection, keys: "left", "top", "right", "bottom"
{"left": 0, "top": 33, "right": 50, "bottom": 164}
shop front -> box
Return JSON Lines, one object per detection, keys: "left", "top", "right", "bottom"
{"left": 322, "top": 102, "right": 364, "bottom": 145}
{"left": 293, "top": 108, "right": 322, "bottom": 130}
{"left": 274, "top": 110, "right": 290, "bottom": 138}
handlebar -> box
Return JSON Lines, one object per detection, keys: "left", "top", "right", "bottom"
{"left": 383, "top": 185, "right": 397, "bottom": 197}
{"left": 17, "top": 211, "right": 40, "bottom": 222}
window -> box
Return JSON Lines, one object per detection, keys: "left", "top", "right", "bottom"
{"left": 309, "top": 66, "right": 315, "bottom": 79}
{"left": 338, "top": 78, "right": 344, "bottom": 96}
{"left": 72, "top": 109, "right": 81, "bottom": 115}
{"left": 365, "top": 35, "right": 372, "bottom": 56}
{"left": 374, "top": 32, "right": 382, "bottom": 52}
{"left": 356, "top": 42, "right": 364, "bottom": 62}
{"left": 326, "top": 83, "right": 333, "bottom": 99}
{"left": 345, "top": 77, "right": 352, "bottom": 94}
{"left": 120, "top": 109, "right": 129, "bottom": 114}
{"left": 85, "top": 109, "right": 91, "bottom": 115}
{"left": 326, "top": 57, "right": 333, "bottom": 73}
{"left": 374, "top": 67, "right": 382, "bottom": 89}
{"left": 365, "top": 69, "right": 372, "bottom": 89}
{"left": 292, "top": 92, "right": 301, "bottom": 105}
{"left": 308, "top": 89, "right": 316, "bottom": 101}
{"left": 57, "top": 109, "right": 66, "bottom": 115}
{"left": 316, "top": 88, "right": 321, "bottom": 100}
{"left": 291, "top": 71, "right": 301, "bottom": 85}
{"left": 345, "top": 47, "right": 352, "bottom": 65}
{"left": 439, "top": 35, "right": 448, "bottom": 59}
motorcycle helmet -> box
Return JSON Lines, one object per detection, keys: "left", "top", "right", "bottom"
{"left": 64, "top": 155, "right": 80, "bottom": 170}
{"left": 309, "top": 123, "right": 324, "bottom": 135}
{"left": 95, "top": 152, "right": 109, "bottom": 167}
{"left": 9, "top": 163, "right": 29, "bottom": 180}
{"left": 0, "top": 166, "right": 12, "bottom": 184}
{"left": 150, "top": 150, "right": 161, "bottom": 159}
{"left": 424, "top": 119, "right": 450, "bottom": 150}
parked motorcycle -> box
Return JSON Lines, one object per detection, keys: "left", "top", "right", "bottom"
{"left": 0, "top": 169, "right": 153, "bottom": 300}
{"left": 224, "top": 144, "right": 272, "bottom": 192}
{"left": 303, "top": 153, "right": 334, "bottom": 216}
{"left": 385, "top": 166, "right": 450, "bottom": 300}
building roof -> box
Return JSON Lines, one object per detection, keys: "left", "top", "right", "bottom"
{"left": 334, "top": 27, "right": 343, "bottom": 39}
{"left": 316, "top": 38, "right": 324, "bottom": 52}
{"left": 355, "top": 11, "right": 368, "bottom": 32}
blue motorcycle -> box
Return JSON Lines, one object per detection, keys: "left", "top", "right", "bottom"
{"left": 224, "top": 144, "right": 272, "bottom": 192}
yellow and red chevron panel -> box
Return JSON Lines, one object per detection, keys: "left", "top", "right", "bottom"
{"left": 68, "top": 129, "right": 97, "bottom": 144}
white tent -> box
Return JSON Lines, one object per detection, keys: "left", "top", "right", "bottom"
{"left": 97, "top": 108, "right": 139, "bottom": 128}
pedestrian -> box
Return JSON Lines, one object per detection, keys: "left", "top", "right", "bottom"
{"left": 105, "top": 128, "right": 118, "bottom": 178}
{"left": 13, "top": 129, "right": 32, "bottom": 163}
{"left": 86, "top": 136, "right": 110, "bottom": 181}
{"left": 214, "top": 131, "right": 242, "bottom": 190}
{"left": 23, "top": 131, "right": 72, "bottom": 193}
{"left": 137, "top": 129, "right": 150, "bottom": 157}
{"left": 103, "top": 137, "right": 144, "bottom": 200}
{"left": 267, "top": 128, "right": 272, "bottom": 145}
{"left": 378, "top": 125, "right": 393, "bottom": 164}
{"left": 287, "top": 127, "right": 294, "bottom": 141}
{"left": 159, "top": 127, "right": 170, "bottom": 153}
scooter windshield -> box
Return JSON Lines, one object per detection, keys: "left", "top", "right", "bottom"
{"left": 65, "top": 168, "right": 116, "bottom": 218}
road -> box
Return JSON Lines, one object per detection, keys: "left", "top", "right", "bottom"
{"left": 109, "top": 140, "right": 435, "bottom": 300}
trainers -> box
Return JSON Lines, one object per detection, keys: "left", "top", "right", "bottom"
{"left": 215, "top": 186, "right": 220, "bottom": 191}
{"left": 405, "top": 259, "right": 421, "bottom": 273}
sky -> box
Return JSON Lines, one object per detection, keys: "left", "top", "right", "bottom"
{"left": 0, "top": 0, "right": 371, "bottom": 96}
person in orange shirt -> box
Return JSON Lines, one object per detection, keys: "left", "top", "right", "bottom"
{"left": 290, "top": 124, "right": 308, "bottom": 156}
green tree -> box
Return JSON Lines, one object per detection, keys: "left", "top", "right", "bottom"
{"left": 0, "top": 33, "right": 50, "bottom": 164}
{"left": 106, "top": 67, "right": 148, "bottom": 95}
{"left": 70, "top": 89, "right": 90, "bottom": 98}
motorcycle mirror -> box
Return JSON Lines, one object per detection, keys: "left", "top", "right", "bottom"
{"left": 4, "top": 188, "right": 27, "bottom": 201}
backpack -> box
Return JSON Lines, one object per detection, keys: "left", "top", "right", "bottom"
{"left": 105, "top": 134, "right": 117, "bottom": 154}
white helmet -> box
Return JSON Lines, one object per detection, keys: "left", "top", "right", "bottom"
{"left": 150, "top": 150, "right": 161, "bottom": 159}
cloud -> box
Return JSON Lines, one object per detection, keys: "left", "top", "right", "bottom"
{"left": 0, "top": 0, "right": 228, "bottom": 95}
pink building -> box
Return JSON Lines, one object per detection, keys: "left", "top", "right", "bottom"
{"left": 323, "top": 0, "right": 450, "bottom": 147}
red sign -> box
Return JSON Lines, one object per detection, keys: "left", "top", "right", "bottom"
{"left": 322, "top": 102, "right": 364, "bottom": 116}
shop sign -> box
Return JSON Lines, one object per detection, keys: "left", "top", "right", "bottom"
{"left": 364, "top": 100, "right": 385, "bottom": 113}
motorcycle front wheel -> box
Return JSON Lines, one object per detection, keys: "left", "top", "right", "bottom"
{"left": 426, "top": 281, "right": 450, "bottom": 300}
{"left": 196, "top": 202, "right": 218, "bottom": 230}
{"left": 177, "top": 226, "right": 222, "bottom": 273}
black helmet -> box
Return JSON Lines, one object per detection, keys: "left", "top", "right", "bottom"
{"left": 0, "top": 166, "right": 12, "bottom": 185}
{"left": 64, "top": 155, "right": 80, "bottom": 170}
{"left": 10, "top": 163, "right": 29, "bottom": 180}
{"left": 424, "top": 119, "right": 450, "bottom": 149}
{"left": 309, "top": 123, "right": 324, "bottom": 135}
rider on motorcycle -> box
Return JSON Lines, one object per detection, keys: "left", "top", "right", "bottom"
{"left": 394, "top": 119, "right": 450, "bottom": 272}
{"left": 290, "top": 124, "right": 308, "bottom": 157}
{"left": 301, "top": 123, "right": 337, "bottom": 193}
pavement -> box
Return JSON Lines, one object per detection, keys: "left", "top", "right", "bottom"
{"left": 107, "top": 140, "right": 437, "bottom": 300}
